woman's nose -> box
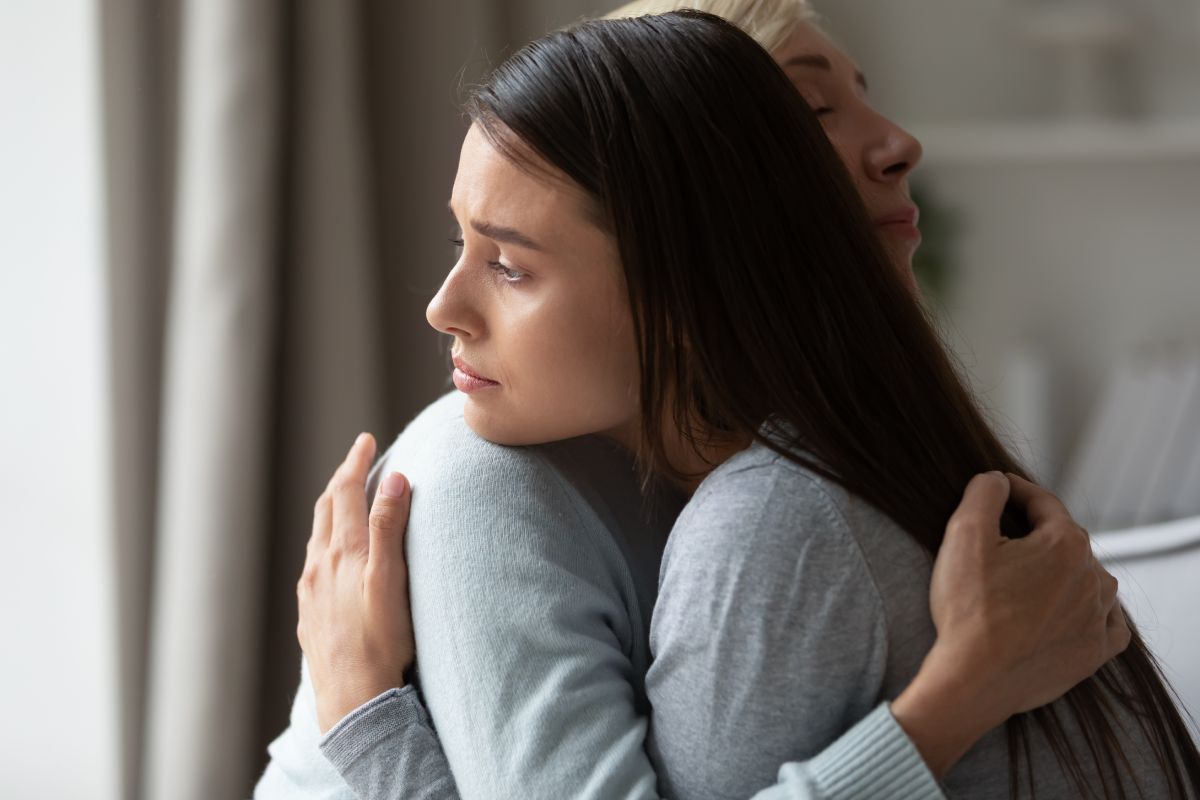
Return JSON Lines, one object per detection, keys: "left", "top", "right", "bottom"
{"left": 426, "top": 263, "right": 482, "bottom": 339}
{"left": 864, "top": 114, "right": 923, "bottom": 184}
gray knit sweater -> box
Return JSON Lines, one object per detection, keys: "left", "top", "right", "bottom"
{"left": 254, "top": 393, "right": 945, "bottom": 799}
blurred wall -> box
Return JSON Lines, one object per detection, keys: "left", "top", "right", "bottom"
{"left": 822, "top": 0, "right": 1200, "bottom": 122}
{"left": 0, "top": 1, "right": 119, "bottom": 798}
{"left": 359, "top": 0, "right": 613, "bottom": 434}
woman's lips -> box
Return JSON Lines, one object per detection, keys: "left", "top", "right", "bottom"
{"left": 874, "top": 207, "right": 922, "bottom": 243}
{"left": 452, "top": 355, "right": 500, "bottom": 394}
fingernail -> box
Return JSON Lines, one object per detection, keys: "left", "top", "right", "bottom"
{"left": 987, "top": 470, "right": 1003, "bottom": 477}
{"left": 381, "top": 472, "right": 407, "bottom": 498}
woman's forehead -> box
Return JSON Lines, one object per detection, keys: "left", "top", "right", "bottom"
{"left": 772, "top": 22, "right": 861, "bottom": 81}
{"left": 449, "top": 124, "right": 609, "bottom": 248}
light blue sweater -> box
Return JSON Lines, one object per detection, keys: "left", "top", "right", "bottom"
{"left": 254, "top": 393, "right": 943, "bottom": 799}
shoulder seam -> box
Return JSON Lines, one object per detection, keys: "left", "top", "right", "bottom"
{"left": 759, "top": 454, "right": 893, "bottom": 667}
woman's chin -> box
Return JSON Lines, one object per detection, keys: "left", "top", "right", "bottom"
{"left": 462, "top": 399, "right": 548, "bottom": 447}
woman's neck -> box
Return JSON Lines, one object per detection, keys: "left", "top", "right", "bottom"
{"left": 602, "top": 412, "right": 753, "bottom": 497}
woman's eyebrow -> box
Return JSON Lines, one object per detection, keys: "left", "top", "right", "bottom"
{"left": 781, "top": 53, "right": 869, "bottom": 92}
{"left": 472, "top": 220, "right": 544, "bottom": 251}
{"left": 447, "top": 202, "right": 545, "bottom": 251}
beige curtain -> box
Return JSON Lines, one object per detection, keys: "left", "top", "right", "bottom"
{"left": 99, "top": 0, "right": 603, "bottom": 798}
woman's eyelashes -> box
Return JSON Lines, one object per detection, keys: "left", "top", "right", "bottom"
{"left": 447, "top": 237, "right": 527, "bottom": 284}
{"left": 802, "top": 96, "right": 834, "bottom": 116}
{"left": 489, "top": 262, "right": 526, "bottom": 283}
{"left": 793, "top": 89, "right": 834, "bottom": 118}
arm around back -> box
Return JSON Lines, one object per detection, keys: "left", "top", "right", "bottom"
{"left": 317, "top": 415, "right": 941, "bottom": 800}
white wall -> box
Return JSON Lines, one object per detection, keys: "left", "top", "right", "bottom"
{"left": 0, "top": 1, "right": 119, "bottom": 798}
{"left": 822, "top": 0, "right": 1200, "bottom": 123}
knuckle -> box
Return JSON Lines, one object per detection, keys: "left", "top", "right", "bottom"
{"left": 367, "top": 557, "right": 403, "bottom": 585}
{"left": 1102, "top": 570, "right": 1119, "bottom": 594}
{"left": 1108, "top": 624, "right": 1132, "bottom": 657}
{"left": 1046, "top": 516, "right": 1072, "bottom": 538}
{"left": 363, "top": 560, "right": 388, "bottom": 587}
{"left": 1117, "top": 625, "right": 1133, "bottom": 651}
{"left": 313, "top": 493, "right": 331, "bottom": 516}
{"left": 1051, "top": 523, "right": 1088, "bottom": 559}
{"left": 369, "top": 504, "right": 396, "bottom": 531}
{"left": 947, "top": 514, "right": 982, "bottom": 538}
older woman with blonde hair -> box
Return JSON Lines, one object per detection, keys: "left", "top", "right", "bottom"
{"left": 606, "top": 0, "right": 927, "bottom": 287}
{"left": 252, "top": 4, "right": 1174, "bottom": 800}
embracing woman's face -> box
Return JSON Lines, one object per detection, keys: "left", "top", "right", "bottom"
{"left": 773, "top": 22, "right": 924, "bottom": 283}
{"left": 427, "top": 124, "right": 640, "bottom": 447}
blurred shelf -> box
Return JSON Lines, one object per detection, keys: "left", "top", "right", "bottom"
{"left": 1094, "top": 514, "right": 1200, "bottom": 562}
{"left": 910, "top": 118, "right": 1200, "bottom": 166}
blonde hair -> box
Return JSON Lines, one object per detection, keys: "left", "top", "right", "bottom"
{"left": 602, "top": 0, "right": 819, "bottom": 55}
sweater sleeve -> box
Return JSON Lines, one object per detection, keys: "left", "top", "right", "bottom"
{"left": 319, "top": 686, "right": 458, "bottom": 800}
{"left": 317, "top": 688, "right": 939, "bottom": 800}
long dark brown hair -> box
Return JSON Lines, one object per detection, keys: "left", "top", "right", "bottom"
{"left": 467, "top": 10, "right": 1199, "bottom": 798}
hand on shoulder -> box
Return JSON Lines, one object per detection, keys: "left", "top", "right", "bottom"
{"left": 296, "top": 433, "right": 416, "bottom": 735}
{"left": 893, "top": 471, "right": 1129, "bottom": 777}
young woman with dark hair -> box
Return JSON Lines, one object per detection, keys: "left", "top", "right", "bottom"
{"left": 270, "top": 10, "right": 1197, "bottom": 800}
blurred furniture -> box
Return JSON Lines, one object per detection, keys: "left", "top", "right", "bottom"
{"left": 1061, "top": 351, "right": 1200, "bottom": 530}
{"left": 1096, "top": 514, "right": 1200, "bottom": 741}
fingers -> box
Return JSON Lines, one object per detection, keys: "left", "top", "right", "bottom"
{"left": 1097, "top": 566, "right": 1130, "bottom": 660}
{"left": 1005, "top": 473, "right": 1070, "bottom": 526}
{"left": 1007, "top": 474, "right": 1095, "bottom": 579}
{"left": 326, "top": 432, "right": 377, "bottom": 494}
{"left": 1097, "top": 565, "right": 1119, "bottom": 611}
{"left": 1105, "top": 601, "right": 1132, "bottom": 659}
{"left": 946, "top": 472, "right": 1011, "bottom": 542}
{"left": 310, "top": 487, "right": 334, "bottom": 552}
{"left": 368, "top": 472, "right": 412, "bottom": 572}
{"left": 329, "top": 433, "right": 377, "bottom": 552}
{"left": 310, "top": 433, "right": 376, "bottom": 550}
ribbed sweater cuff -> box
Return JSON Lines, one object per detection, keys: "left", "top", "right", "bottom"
{"left": 318, "top": 685, "right": 428, "bottom": 770}
{"left": 806, "top": 702, "right": 944, "bottom": 799}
